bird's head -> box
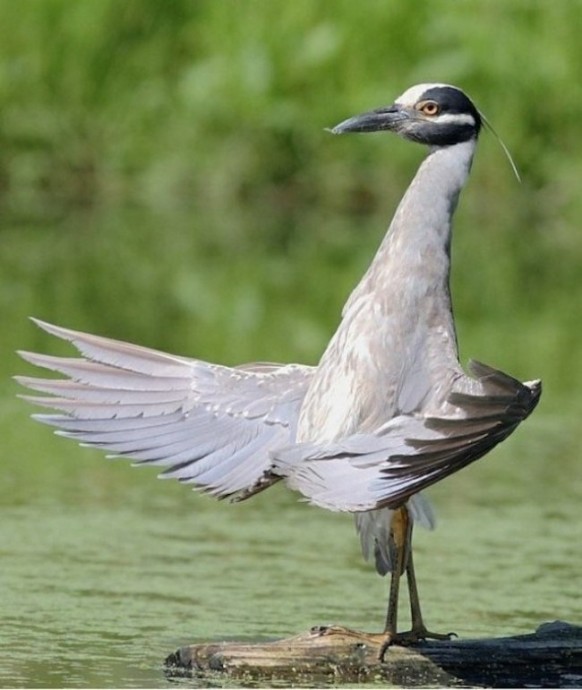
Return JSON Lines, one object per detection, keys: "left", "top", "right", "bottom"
{"left": 330, "top": 83, "right": 482, "bottom": 147}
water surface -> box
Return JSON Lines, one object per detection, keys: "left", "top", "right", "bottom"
{"left": 2, "top": 392, "right": 581, "bottom": 687}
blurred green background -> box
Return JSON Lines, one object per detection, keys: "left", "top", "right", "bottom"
{"left": 1, "top": 0, "right": 580, "bottom": 405}
{"left": 1, "top": 0, "right": 581, "bottom": 516}
{"left": 3, "top": 0, "right": 581, "bottom": 513}
{"left": 2, "top": 3, "right": 582, "bottom": 687}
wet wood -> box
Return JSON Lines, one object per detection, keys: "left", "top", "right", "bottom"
{"left": 164, "top": 620, "right": 582, "bottom": 687}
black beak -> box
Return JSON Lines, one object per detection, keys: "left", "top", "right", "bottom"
{"left": 329, "top": 104, "right": 409, "bottom": 134}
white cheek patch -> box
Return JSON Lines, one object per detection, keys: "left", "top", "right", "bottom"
{"left": 433, "top": 112, "right": 476, "bottom": 127}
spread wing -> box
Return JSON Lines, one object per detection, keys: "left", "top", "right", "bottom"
{"left": 273, "top": 361, "right": 541, "bottom": 512}
{"left": 16, "top": 319, "right": 312, "bottom": 499}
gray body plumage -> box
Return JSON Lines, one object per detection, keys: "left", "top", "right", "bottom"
{"left": 16, "top": 83, "right": 541, "bottom": 578}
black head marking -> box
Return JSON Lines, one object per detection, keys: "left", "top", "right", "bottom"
{"left": 417, "top": 86, "right": 482, "bottom": 144}
{"left": 421, "top": 86, "right": 482, "bottom": 127}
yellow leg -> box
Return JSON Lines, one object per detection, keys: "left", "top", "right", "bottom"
{"left": 379, "top": 508, "right": 455, "bottom": 661}
{"left": 405, "top": 547, "right": 456, "bottom": 641}
{"left": 379, "top": 507, "right": 412, "bottom": 659}
{"left": 383, "top": 506, "right": 412, "bottom": 634}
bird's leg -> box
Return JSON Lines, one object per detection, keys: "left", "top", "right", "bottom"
{"left": 403, "top": 546, "right": 457, "bottom": 643}
{"left": 379, "top": 506, "right": 411, "bottom": 660}
{"left": 379, "top": 508, "right": 455, "bottom": 660}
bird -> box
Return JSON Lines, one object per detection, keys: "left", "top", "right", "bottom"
{"left": 16, "top": 83, "right": 541, "bottom": 657}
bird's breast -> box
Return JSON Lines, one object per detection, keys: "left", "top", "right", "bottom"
{"left": 296, "top": 286, "right": 459, "bottom": 444}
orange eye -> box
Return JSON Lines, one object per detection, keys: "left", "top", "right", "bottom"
{"left": 420, "top": 101, "right": 440, "bottom": 116}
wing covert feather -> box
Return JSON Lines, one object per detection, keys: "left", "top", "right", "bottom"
{"left": 273, "top": 361, "right": 541, "bottom": 511}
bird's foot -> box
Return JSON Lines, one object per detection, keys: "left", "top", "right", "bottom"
{"left": 379, "top": 627, "right": 457, "bottom": 661}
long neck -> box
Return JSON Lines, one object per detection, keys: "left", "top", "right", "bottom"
{"left": 344, "top": 138, "right": 476, "bottom": 315}
{"left": 380, "top": 139, "right": 475, "bottom": 256}
{"left": 299, "top": 139, "right": 477, "bottom": 439}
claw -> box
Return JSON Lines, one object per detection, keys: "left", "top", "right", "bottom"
{"left": 379, "top": 635, "right": 394, "bottom": 662}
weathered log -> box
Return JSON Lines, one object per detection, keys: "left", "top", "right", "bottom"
{"left": 164, "top": 620, "right": 582, "bottom": 687}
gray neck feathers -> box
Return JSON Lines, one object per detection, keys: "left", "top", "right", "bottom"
{"left": 385, "top": 139, "right": 476, "bottom": 251}
{"left": 343, "top": 139, "right": 476, "bottom": 315}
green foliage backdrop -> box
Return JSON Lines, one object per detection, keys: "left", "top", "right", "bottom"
{"left": 1, "top": 0, "right": 581, "bottom": 416}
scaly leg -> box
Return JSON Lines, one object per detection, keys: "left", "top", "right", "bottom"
{"left": 405, "top": 547, "right": 456, "bottom": 642}
{"left": 379, "top": 508, "right": 455, "bottom": 660}
{"left": 379, "top": 506, "right": 412, "bottom": 659}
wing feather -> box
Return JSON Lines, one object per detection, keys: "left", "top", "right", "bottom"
{"left": 17, "top": 322, "right": 540, "bottom": 515}
{"left": 16, "top": 319, "right": 312, "bottom": 498}
{"left": 273, "top": 361, "right": 541, "bottom": 511}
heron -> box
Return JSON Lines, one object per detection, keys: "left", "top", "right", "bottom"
{"left": 16, "top": 83, "right": 541, "bottom": 656}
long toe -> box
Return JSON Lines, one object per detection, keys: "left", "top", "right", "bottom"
{"left": 379, "top": 627, "right": 456, "bottom": 659}
{"left": 399, "top": 627, "right": 457, "bottom": 645}
{"left": 413, "top": 627, "right": 457, "bottom": 642}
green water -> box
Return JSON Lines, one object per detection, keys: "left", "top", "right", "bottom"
{"left": 2, "top": 388, "right": 581, "bottom": 687}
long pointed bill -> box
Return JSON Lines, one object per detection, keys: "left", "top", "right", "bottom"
{"left": 330, "top": 104, "right": 409, "bottom": 134}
